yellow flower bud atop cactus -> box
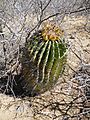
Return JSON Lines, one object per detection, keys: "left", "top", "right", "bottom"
{"left": 42, "top": 22, "right": 64, "bottom": 41}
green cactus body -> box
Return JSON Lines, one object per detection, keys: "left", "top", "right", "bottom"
{"left": 21, "top": 25, "right": 67, "bottom": 96}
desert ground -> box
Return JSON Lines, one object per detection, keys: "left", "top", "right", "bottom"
{"left": 0, "top": 0, "right": 90, "bottom": 120}
{"left": 0, "top": 14, "right": 90, "bottom": 120}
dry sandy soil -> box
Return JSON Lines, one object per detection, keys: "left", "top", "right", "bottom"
{"left": 0, "top": 15, "right": 90, "bottom": 120}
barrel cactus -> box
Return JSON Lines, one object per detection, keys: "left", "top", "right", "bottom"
{"left": 21, "top": 23, "right": 67, "bottom": 96}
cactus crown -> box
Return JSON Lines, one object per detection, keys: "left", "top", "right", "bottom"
{"left": 41, "top": 22, "right": 64, "bottom": 41}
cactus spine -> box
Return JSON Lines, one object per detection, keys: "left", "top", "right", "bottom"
{"left": 21, "top": 23, "right": 67, "bottom": 96}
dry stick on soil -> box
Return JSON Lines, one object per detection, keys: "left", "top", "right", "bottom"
{"left": 26, "top": 0, "right": 52, "bottom": 40}
{"left": 26, "top": 5, "right": 90, "bottom": 42}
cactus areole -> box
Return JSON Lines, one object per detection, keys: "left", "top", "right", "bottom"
{"left": 21, "top": 23, "right": 67, "bottom": 96}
